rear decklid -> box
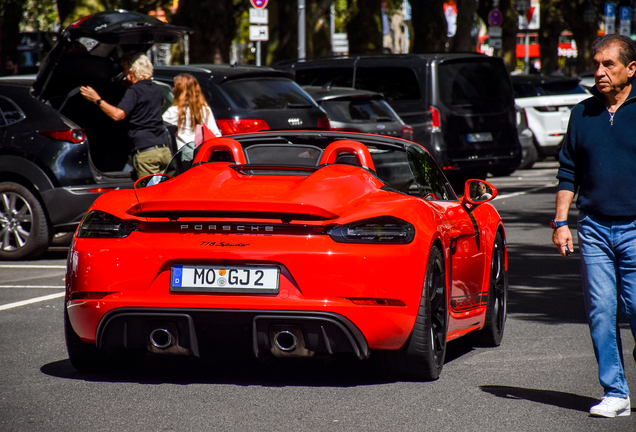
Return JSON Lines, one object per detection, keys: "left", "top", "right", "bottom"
{"left": 32, "top": 10, "right": 190, "bottom": 102}
{"left": 129, "top": 163, "right": 386, "bottom": 221}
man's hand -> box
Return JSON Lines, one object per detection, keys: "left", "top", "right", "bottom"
{"left": 552, "top": 226, "right": 573, "bottom": 257}
{"left": 80, "top": 86, "right": 101, "bottom": 104}
{"left": 553, "top": 189, "right": 575, "bottom": 257}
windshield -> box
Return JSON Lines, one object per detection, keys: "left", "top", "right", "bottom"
{"left": 319, "top": 99, "right": 397, "bottom": 123}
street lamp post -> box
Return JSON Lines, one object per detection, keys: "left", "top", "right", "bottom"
{"left": 298, "top": 0, "right": 306, "bottom": 60}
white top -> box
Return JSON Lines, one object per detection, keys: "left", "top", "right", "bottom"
{"left": 163, "top": 105, "right": 222, "bottom": 149}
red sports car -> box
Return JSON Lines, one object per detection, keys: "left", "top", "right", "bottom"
{"left": 65, "top": 131, "right": 507, "bottom": 380}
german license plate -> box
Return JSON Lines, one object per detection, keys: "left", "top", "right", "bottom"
{"left": 466, "top": 132, "right": 493, "bottom": 142}
{"left": 171, "top": 265, "right": 280, "bottom": 294}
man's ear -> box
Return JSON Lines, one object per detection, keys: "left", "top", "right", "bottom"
{"left": 628, "top": 61, "right": 636, "bottom": 78}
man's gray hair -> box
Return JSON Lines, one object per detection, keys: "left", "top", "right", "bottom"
{"left": 592, "top": 34, "right": 636, "bottom": 67}
{"left": 122, "top": 53, "right": 153, "bottom": 80}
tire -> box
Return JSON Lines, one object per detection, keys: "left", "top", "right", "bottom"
{"left": 473, "top": 231, "right": 507, "bottom": 347}
{"left": 0, "top": 182, "right": 51, "bottom": 260}
{"left": 64, "top": 305, "right": 108, "bottom": 372}
{"left": 379, "top": 245, "right": 447, "bottom": 380}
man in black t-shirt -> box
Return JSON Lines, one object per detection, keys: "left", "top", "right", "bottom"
{"left": 80, "top": 53, "right": 171, "bottom": 178}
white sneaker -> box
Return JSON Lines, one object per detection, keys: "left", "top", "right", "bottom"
{"left": 589, "top": 396, "right": 631, "bottom": 417}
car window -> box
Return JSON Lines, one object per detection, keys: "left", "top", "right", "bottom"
{"left": 245, "top": 144, "right": 322, "bottom": 165}
{"left": 406, "top": 145, "right": 455, "bottom": 200}
{"left": 512, "top": 80, "right": 588, "bottom": 98}
{"left": 296, "top": 67, "right": 355, "bottom": 88}
{"left": 220, "top": 78, "right": 316, "bottom": 110}
{"left": 370, "top": 145, "right": 454, "bottom": 200}
{"left": 438, "top": 60, "right": 512, "bottom": 114}
{"left": 319, "top": 99, "right": 397, "bottom": 123}
{"left": 296, "top": 66, "right": 421, "bottom": 102}
{"left": 355, "top": 67, "right": 421, "bottom": 101}
{"left": 0, "top": 96, "right": 26, "bottom": 126}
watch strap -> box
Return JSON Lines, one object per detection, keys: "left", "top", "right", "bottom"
{"left": 96, "top": 99, "right": 103, "bottom": 107}
{"left": 550, "top": 220, "right": 568, "bottom": 229}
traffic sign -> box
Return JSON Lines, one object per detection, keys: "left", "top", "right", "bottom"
{"left": 249, "top": 25, "right": 269, "bottom": 41}
{"left": 488, "top": 9, "right": 503, "bottom": 27}
{"left": 250, "top": 0, "right": 268, "bottom": 9}
{"left": 249, "top": 8, "right": 268, "bottom": 24}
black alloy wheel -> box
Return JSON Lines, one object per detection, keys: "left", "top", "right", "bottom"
{"left": 0, "top": 182, "right": 50, "bottom": 260}
{"left": 386, "top": 245, "right": 447, "bottom": 381}
{"left": 474, "top": 231, "right": 507, "bottom": 346}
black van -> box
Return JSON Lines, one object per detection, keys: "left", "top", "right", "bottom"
{"left": 275, "top": 54, "right": 522, "bottom": 183}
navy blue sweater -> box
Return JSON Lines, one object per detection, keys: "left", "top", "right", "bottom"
{"left": 557, "top": 84, "right": 636, "bottom": 218}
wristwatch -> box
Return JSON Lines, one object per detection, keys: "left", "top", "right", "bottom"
{"left": 550, "top": 220, "right": 568, "bottom": 229}
{"left": 96, "top": 99, "right": 103, "bottom": 107}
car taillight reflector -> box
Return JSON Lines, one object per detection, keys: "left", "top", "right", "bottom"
{"left": 216, "top": 118, "right": 270, "bottom": 135}
{"left": 331, "top": 127, "right": 360, "bottom": 132}
{"left": 534, "top": 106, "right": 558, "bottom": 112}
{"left": 39, "top": 129, "right": 86, "bottom": 143}
{"left": 348, "top": 298, "right": 406, "bottom": 306}
{"left": 69, "top": 292, "right": 114, "bottom": 300}
{"left": 429, "top": 106, "right": 441, "bottom": 132}
{"left": 400, "top": 125, "right": 413, "bottom": 140}
{"left": 88, "top": 187, "right": 118, "bottom": 194}
{"left": 317, "top": 115, "right": 331, "bottom": 130}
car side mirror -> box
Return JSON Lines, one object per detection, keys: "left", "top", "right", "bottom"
{"left": 463, "top": 179, "right": 497, "bottom": 205}
{"left": 134, "top": 174, "right": 171, "bottom": 189}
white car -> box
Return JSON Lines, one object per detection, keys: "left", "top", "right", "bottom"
{"left": 511, "top": 75, "right": 590, "bottom": 158}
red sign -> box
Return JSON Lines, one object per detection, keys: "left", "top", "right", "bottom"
{"left": 488, "top": 9, "right": 503, "bottom": 27}
{"left": 250, "top": 0, "right": 268, "bottom": 9}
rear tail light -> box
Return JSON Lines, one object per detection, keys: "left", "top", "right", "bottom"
{"left": 317, "top": 115, "right": 331, "bottom": 130}
{"left": 329, "top": 216, "right": 415, "bottom": 244}
{"left": 429, "top": 106, "right": 441, "bottom": 132}
{"left": 216, "top": 118, "right": 270, "bottom": 135}
{"left": 39, "top": 129, "right": 85, "bottom": 143}
{"left": 400, "top": 124, "right": 413, "bottom": 140}
{"left": 534, "top": 106, "right": 558, "bottom": 112}
{"left": 76, "top": 210, "right": 136, "bottom": 238}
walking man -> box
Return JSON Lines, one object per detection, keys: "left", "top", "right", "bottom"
{"left": 552, "top": 34, "right": 636, "bottom": 418}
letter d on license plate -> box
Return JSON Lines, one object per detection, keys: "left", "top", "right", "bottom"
{"left": 171, "top": 265, "right": 279, "bottom": 294}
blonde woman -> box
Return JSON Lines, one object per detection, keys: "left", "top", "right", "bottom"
{"left": 163, "top": 73, "right": 222, "bottom": 149}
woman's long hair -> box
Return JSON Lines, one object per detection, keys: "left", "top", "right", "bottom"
{"left": 172, "top": 74, "right": 210, "bottom": 131}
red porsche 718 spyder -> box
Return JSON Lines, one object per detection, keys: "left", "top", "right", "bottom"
{"left": 65, "top": 131, "right": 507, "bottom": 380}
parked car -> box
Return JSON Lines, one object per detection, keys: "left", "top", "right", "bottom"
{"left": 65, "top": 131, "right": 508, "bottom": 380}
{"left": 577, "top": 71, "right": 595, "bottom": 90}
{"left": 275, "top": 54, "right": 522, "bottom": 187}
{"left": 152, "top": 65, "right": 330, "bottom": 135}
{"left": 0, "top": 11, "right": 191, "bottom": 261}
{"left": 510, "top": 74, "right": 590, "bottom": 159}
{"left": 302, "top": 86, "right": 412, "bottom": 140}
{"left": 516, "top": 105, "right": 536, "bottom": 170}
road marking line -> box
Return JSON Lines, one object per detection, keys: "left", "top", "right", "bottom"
{"left": 0, "top": 264, "right": 65, "bottom": 269}
{"left": 0, "top": 285, "right": 65, "bottom": 289}
{"left": 0, "top": 292, "right": 64, "bottom": 311}
{"left": 494, "top": 182, "right": 558, "bottom": 200}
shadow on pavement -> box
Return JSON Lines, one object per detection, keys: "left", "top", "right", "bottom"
{"left": 480, "top": 385, "right": 636, "bottom": 416}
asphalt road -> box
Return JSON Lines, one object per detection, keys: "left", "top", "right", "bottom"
{"left": 0, "top": 162, "right": 634, "bottom": 432}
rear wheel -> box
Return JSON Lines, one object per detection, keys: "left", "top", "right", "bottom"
{"left": 378, "top": 245, "right": 447, "bottom": 380}
{"left": 0, "top": 182, "right": 50, "bottom": 260}
{"left": 473, "top": 231, "right": 507, "bottom": 346}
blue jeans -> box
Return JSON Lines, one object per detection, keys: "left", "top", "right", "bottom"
{"left": 578, "top": 211, "right": 636, "bottom": 398}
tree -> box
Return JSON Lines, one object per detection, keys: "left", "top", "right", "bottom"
{"left": 409, "top": 0, "right": 448, "bottom": 52}
{"left": 558, "top": 0, "right": 601, "bottom": 75}
{"left": 538, "top": 0, "right": 563, "bottom": 75}
{"left": 451, "top": 0, "right": 477, "bottom": 52}
{"left": 346, "top": 0, "right": 383, "bottom": 54}
{"left": 0, "top": 0, "right": 25, "bottom": 74}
